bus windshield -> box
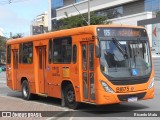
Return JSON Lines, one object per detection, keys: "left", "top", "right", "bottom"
{"left": 97, "top": 28, "right": 152, "bottom": 78}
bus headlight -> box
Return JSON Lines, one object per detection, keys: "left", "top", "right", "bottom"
{"left": 148, "top": 77, "right": 154, "bottom": 90}
{"left": 100, "top": 80, "right": 114, "bottom": 93}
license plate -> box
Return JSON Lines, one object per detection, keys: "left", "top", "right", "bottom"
{"left": 116, "top": 86, "right": 129, "bottom": 93}
{"left": 128, "top": 97, "right": 138, "bottom": 102}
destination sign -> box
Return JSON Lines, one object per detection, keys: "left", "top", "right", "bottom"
{"left": 97, "top": 27, "right": 147, "bottom": 37}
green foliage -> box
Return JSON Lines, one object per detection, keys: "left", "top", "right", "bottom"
{"left": 52, "top": 12, "right": 110, "bottom": 31}
{"left": 0, "top": 36, "right": 7, "bottom": 52}
{"left": 0, "top": 36, "right": 7, "bottom": 64}
{"left": 156, "top": 11, "right": 160, "bottom": 18}
{"left": 12, "top": 33, "right": 24, "bottom": 39}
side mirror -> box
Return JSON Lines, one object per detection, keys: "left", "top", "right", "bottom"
{"left": 96, "top": 45, "right": 101, "bottom": 58}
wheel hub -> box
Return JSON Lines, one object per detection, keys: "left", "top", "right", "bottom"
{"left": 23, "top": 85, "right": 29, "bottom": 97}
{"left": 67, "top": 90, "right": 75, "bottom": 103}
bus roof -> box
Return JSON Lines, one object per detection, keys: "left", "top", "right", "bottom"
{"left": 7, "top": 24, "right": 145, "bottom": 45}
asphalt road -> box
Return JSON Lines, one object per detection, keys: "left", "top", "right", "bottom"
{"left": 0, "top": 70, "right": 160, "bottom": 120}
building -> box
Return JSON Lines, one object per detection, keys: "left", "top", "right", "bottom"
{"left": 31, "top": 11, "right": 49, "bottom": 35}
{"left": 48, "top": 0, "right": 160, "bottom": 54}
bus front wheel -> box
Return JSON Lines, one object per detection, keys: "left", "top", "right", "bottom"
{"left": 64, "top": 84, "right": 80, "bottom": 109}
{"left": 22, "top": 80, "right": 32, "bottom": 100}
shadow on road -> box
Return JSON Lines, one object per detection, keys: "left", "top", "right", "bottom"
{"left": 74, "top": 103, "right": 149, "bottom": 117}
{"left": 6, "top": 90, "right": 149, "bottom": 114}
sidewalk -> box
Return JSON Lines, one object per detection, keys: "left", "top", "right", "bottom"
{"left": 0, "top": 81, "right": 69, "bottom": 120}
{"left": 0, "top": 94, "right": 68, "bottom": 119}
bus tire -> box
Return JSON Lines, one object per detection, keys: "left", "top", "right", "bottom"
{"left": 22, "top": 80, "right": 33, "bottom": 100}
{"left": 64, "top": 84, "right": 80, "bottom": 109}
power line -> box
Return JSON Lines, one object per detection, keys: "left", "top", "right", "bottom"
{"left": 0, "top": 0, "right": 30, "bottom": 5}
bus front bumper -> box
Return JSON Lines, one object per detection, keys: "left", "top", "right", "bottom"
{"left": 95, "top": 87, "right": 154, "bottom": 105}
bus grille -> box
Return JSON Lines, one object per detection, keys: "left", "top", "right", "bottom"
{"left": 110, "top": 77, "right": 149, "bottom": 85}
{"left": 117, "top": 92, "right": 146, "bottom": 101}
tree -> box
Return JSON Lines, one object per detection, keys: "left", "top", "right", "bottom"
{"left": 156, "top": 11, "right": 160, "bottom": 18}
{"left": 0, "top": 36, "right": 7, "bottom": 52}
{"left": 12, "top": 33, "right": 24, "bottom": 39}
{"left": 52, "top": 12, "right": 111, "bottom": 31}
{"left": 0, "top": 36, "right": 7, "bottom": 64}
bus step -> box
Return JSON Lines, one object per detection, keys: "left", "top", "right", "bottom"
{"left": 37, "top": 93, "right": 48, "bottom": 97}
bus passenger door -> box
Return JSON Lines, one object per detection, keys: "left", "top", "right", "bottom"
{"left": 13, "top": 50, "right": 18, "bottom": 90}
{"left": 38, "top": 46, "right": 46, "bottom": 93}
{"left": 81, "top": 42, "right": 95, "bottom": 103}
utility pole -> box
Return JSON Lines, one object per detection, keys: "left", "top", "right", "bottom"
{"left": 88, "top": 0, "right": 90, "bottom": 25}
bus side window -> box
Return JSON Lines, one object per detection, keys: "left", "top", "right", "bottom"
{"left": 73, "top": 45, "right": 77, "bottom": 64}
{"left": 19, "top": 43, "right": 23, "bottom": 63}
{"left": 82, "top": 44, "right": 87, "bottom": 70}
{"left": 20, "top": 42, "right": 33, "bottom": 64}
{"left": 89, "top": 44, "right": 94, "bottom": 70}
{"left": 7, "top": 45, "right": 11, "bottom": 64}
{"left": 48, "top": 39, "right": 52, "bottom": 64}
{"left": 53, "top": 37, "right": 72, "bottom": 63}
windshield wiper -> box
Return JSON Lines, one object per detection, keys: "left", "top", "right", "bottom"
{"left": 112, "top": 38, "right": 128, "bottom": 58}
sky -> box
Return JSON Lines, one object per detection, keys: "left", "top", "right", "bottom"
{"left": 0, "top": 0, "right": 48, "bottom": 38}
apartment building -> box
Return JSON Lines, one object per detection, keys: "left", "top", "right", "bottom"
{"left": 31, "top": 11, "right": 49, "bottom": 35}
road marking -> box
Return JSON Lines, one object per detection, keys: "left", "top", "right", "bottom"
{"left": 46, "top": 109, "right": 70, "bottom": 120}
{"left": 69, "top": 117, "right": 74, "bottom": 120}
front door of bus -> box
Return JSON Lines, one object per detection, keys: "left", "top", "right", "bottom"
{"left": 81, "top": 42, "right": 95, "bottom": 102}
{"left": 13, "top": 50, "right": 18, "bottom": 90}
{"left": 38, "top": 46, "right": 46, "bottom": 93}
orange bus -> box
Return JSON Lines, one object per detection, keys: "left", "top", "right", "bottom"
{"left": 6, "top": 25, "right": 154, "bottom": 109}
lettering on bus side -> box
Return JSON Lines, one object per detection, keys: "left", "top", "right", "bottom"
{"left": 52, "top": 67, "right": 60, "bottom": 76}
{"left": 82, "top": 37, "right": 92, "bottom": 41}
